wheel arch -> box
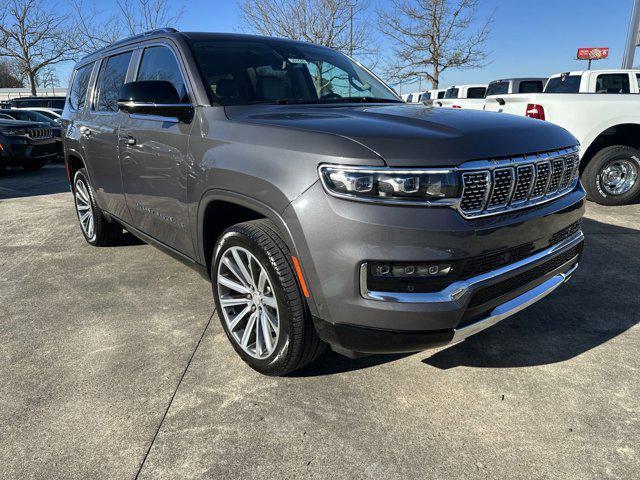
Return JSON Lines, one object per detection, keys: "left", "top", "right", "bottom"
{"left": 197, "top": 190, "right": 298, "bottom": 278}
{"left": 65, "top": 149, "right": 87, "bottom": 184}
{"left": 580, "top": 123, "right": 640, "bottom": 173}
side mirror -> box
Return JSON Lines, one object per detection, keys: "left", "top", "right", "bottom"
{"left": 118, "top": 80, "right": 193, "bottom": 122}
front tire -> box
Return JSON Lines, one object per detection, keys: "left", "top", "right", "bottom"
{"left": 72, "top": 168, "right": 123, "bottom": 246}
{"left": 582, "top": 145, "right": 640, "bottom": 206}
{"left": 212, "top": 220, "right": 325, "bottom": 376}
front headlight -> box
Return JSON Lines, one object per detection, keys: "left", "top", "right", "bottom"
{"left": 319, "top": 165, "right": 460, "bottom": 204}
{"left": 3, "top": 129, "right": 28, "bottom": 137}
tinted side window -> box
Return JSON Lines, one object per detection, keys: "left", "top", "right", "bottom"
{"left": 637, "top": 74, "right": 640, "bottom": 92}
{"left": 467, "top": 87, "right": 486, "bottom": 98}
{"left": 486, "top": 81, "right": 508, "bottom": 96}
{"left": 407, "top": 94, "right": 413, "bottom": 102}
{"left": 595, "top": 74, "right": 630, "bottom": 94}
{"left": 445, "top": 88, "right": 458, "bottom": 99}
{"left": 544, "top": 75, "right": 581, "bottom": 93}
{"left": 518, "top": 81, "right": 544, "bottom": 93}
{"left": 68, "top": 63, "right": 94, "bottom": 111}
{"left": 437, "top": 91, "right": 445, "bottom": 99}
{"left": 137, "top": 46, "right": 188, "bottom": 102}
{"left": 94, "top": 51, "right": 133, "bottom": 112}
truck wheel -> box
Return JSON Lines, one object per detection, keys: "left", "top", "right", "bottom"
{"left": 582, "top": 145, "right": 640, "bottom": 206}
{"left": 212, "top": 219, "right": 325, "bottom": 376}
{"left": 72, "top": 168, "right": 123, "bottom": 246}
{"left": 22, "top": 160, "right": 46, "bottom": 171}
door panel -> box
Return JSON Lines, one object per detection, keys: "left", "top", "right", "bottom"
{"left": 80, "top": 50, "right": 134, "bottom": 220}
{"left": 119, "top": 116, "right": 194, "bottom": 256}
{"left": 119, "top": 44, "right": 195, "bottom": 257}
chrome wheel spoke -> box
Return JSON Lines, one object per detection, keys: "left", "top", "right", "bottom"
{"left": 228, "top": 304, "right": 251, "bottom": 330}
{"left": 222, "top": 257, "right": 249, "bottom": 287}
{"left": 262, "top": 295, "right": 277, "bottom": 309}
{"left": 217, "top": 246, "right": 280, "bottom": 359}
{"left": 218, "top": 276, "right": 250, "bottom": 295}
{"left": 74, "top": 179, "right": 95, "bottom": 239}
{"left": 232, "top": 249, "right": 254, "bottom": 288}
{"left": 259, "top": 311, "right": 273, "bottom": 352}
{"left": 220, "top": 296, "right": 251, "bottom": 308}
{"left": 241, "top": 311, "right": 257, "bottom": 348}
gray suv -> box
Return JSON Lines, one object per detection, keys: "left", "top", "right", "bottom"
{"left": 62, "top": 29, "right": 585, "bottom": 375}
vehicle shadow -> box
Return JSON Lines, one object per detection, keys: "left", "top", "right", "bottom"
{"left": 423, "top": 217, "right": 639, "bottom": 370}
{"left": 0, "top": 163, "right": 69, "bottom": 199}
{"left": 295, "top": 216, "right": 639, "bottom": 376}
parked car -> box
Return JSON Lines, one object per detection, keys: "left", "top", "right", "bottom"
{"left": 10, "top": 96, "right": 66, "bottom": 110}
{"left": 485, "top": 78, "right": 547, "bottom": 97}
{"left": 0, "top": 118, "right": 58, "bottom": 173}
{"left": 484, "top": 69, "right": 640, "bottom": 205}
{"left": 434, "top": 84, "right": 487, "bottom": 109}
{"left": 63, "top": 29, "right": 585, "bottom": 375}
{"left": 423, "top": 89, "right": 446, "bottom": 103}
{"left": 15, "top": 107, "right": 63, "bottom": 120}
{"left": 1, "top": 109, "right": 63, "bottom": 162}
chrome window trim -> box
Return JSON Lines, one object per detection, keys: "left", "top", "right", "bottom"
{"left": 318, "top": 146, "right": 580, "bottom": 218}
{"left": 359, "top": 230, "right": 584, "bottom": 304}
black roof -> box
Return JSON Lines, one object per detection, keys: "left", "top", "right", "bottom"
{"left": 77, "top": 28, "right": 328, "bottom": 64}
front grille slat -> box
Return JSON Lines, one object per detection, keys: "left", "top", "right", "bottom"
{"left": 458, "top": 148, "right": 579, "bottom": 219}
{"left": 26, "top": 127, "right": 52, "bottom": 140}
{"left": 487, "top": 167, "right": 515, "bottom": 208}
{"left": 460, "top": 172, "right": 491, "bottom": 212}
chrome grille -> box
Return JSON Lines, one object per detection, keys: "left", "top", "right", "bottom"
{"left": 487, "top": 168, "right": 515, "bottom": 207}
{"left": 27, "top": 127, "right": 53, "bottom": 139}
{"left": 511, "top": 165, "right": 534, "bottom": 203}
{"left": 458, "top": 147, "right": 580, "bottom": 219}
{"left": 547, "top": 158, "right": 565, "bottom": 193}
{"left": 530, "top": 161, "right": 551, "bottom": 198}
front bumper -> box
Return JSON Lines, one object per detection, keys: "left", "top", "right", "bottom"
{"left": 0, "top": 138, "right": 59, "bottom": 166}
{"left": 284, "top": 181, "right": 585, "bottom": 355}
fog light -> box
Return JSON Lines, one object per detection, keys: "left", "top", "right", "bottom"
{"left": 372, "top": 262, "right": 453, "bottom": 278}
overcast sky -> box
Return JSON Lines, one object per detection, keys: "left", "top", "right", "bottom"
{"left": 53, "top": 0, "right": 637, "bottom": 92}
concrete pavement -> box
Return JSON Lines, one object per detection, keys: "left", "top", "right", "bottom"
{"left": 1, "top": 164, "right": 638, "bottom": 479}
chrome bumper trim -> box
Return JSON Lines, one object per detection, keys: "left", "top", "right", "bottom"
{"left": 451, "top": 263, "right": 578, "bottom": 343}
{"left": 360, "top": 230, "right": 584, "bottom": 303}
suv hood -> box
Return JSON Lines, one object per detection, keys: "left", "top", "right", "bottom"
{"left": 0, "top": 119, "right": 50, "bottom": 130}
{"left": 225, "top": 103, "right": 577, "bottom": 167}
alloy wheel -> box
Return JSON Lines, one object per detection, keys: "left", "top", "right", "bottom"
{"left": 74, "top": 178, "right": 95, "bottom": 240}
{"left": 216, "top": 246, "right": 280, "bottom": 359}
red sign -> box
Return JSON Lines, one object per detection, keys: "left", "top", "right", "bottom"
{"left": 577, "top": 47, "right": 609, "bottom": 60}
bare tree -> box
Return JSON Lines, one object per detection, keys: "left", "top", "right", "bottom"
{"left": 238, "top": 0, "right": 376, "bottom": 61}
{"left": 379, "top": 0, "right": 493, "bottom": 88}
{"left": 0, "top": 0, "right": 83, "bottom": 94}
{"left": 71, "top": 0, "right": 184, "bottom": 53}
{"left": 0, "top": 59, "right": 23, "bottom": 88}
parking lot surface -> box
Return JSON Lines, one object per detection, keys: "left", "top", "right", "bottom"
{"left": 1, "top": 164, "right": 639, "bottom": 479}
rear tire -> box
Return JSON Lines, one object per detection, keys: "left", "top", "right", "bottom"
{"left": 212, "top": 219, "right": 325, "bottom": 376}
{"left": 582, "top": 145, "right": 640, "bottom": 206}
{"left": 72, "top": 168, "right": 123, "bottom": 246}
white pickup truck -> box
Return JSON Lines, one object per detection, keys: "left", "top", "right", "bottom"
{"left": 485, "top": 77, "right": 547, "bottom": 96}
{"left": 484, "top": 70, "right": 640, "bottom": 205}
{"left": 434, "top": 84, "right": 487, "bottom": 110}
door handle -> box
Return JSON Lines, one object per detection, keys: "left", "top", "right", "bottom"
{"left": 79, "top": 126, "right": 92, "bottom": 137}
{"left": 124, "top": 135, "right": 136, "bottom": 146}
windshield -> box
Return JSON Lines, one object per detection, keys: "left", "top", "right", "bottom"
{"left": 188, "top": 38, "right": 400, "bottom": 105}
{"left": 3, "top": 110, "right": 52, "bottom": 123}
{"left": 544, "top": 75, "right": 581, "bottom": 93}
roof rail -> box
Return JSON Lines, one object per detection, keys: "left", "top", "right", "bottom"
{"left": 108, "top": 27, "right": 178, "bottom": 49}
{"left": 81, "top": 27, "right": 178, "bottom": 60}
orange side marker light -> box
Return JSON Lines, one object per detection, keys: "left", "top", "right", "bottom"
{"left": 291, "top": 255, "right": 310, "bottom": 298}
